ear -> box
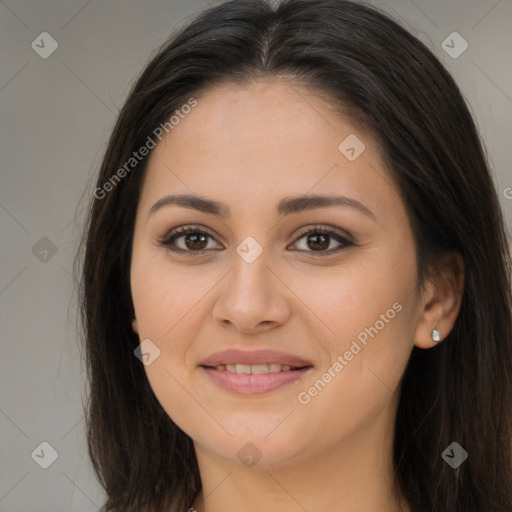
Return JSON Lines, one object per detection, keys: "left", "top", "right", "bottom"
{"left": 132, "top": 317, "right": 139, "bottom": 334}
{"left": 414, "top": 252, "right": 464, "bottom": 348}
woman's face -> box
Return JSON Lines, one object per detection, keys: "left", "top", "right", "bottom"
{"left": 130, "top": 78, "right": 425, "bottom": 468}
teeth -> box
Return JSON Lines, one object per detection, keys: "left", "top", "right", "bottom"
{"left": 251, "top": 364, "right": 269, "bottom": 375}
{"left": 215, "top": 363, "right": 299, "bottom": 374}
{"left": 236, "top": 364, "right": 252, "bottom": 374}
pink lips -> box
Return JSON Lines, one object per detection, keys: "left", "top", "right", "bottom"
{"left": 199, "top": 349, "right": 314, "bottom": 395}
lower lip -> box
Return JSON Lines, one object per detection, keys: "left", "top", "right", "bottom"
{"left": 201, "top": 366, "right": 313, "bottom": 395}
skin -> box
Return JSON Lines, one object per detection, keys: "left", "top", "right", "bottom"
{"left": 130, "top": 77, "right": 464, "bottom": 512}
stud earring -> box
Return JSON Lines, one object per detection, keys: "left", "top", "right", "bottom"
{"left": 432, "top": 328, "right": 441, "bottom": 342}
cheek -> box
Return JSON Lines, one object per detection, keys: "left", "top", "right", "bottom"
{"left": 298, "top": 253, "right": 416, "bottom": 408}
{"left": 305, "top": 260, "right": 411, "bottom": 351}
{"left": 142, "top": 356, "right": 206, "bottom": 442}
{"left": 292, "top": 304, "right": 414, "bottom": 452}
{"left": 131, "top": 252, "right": 199, "bottom": 338}
{"left": 131, "top": 260, "right": 209, "bottom": 432}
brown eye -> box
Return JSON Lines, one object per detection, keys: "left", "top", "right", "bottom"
{"left": 160, "top": 226, "right": 222, "bottom": 254}
{"left": 290, "top": 226, "right": 354, "bottom": 255}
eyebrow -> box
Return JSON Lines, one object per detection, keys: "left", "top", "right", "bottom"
{"left": 148, "top": 193, "right": 375, "bottom": 220}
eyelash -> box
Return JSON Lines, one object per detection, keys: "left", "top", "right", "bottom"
{"left": 158, "top": 224, "right": 354, "bottom": 257}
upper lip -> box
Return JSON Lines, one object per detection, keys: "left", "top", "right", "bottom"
{"left": 199, "top": 349, "right": 313, "bottom": 368}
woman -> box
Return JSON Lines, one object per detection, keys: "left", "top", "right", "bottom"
{"left": 77, "top": 0, "right": 512, "bottom": 510}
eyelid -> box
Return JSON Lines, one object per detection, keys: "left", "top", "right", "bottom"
{"left": 158, "top": 223, "right": 354, "bottom": 256}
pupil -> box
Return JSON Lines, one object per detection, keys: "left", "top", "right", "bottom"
{"left": 309, "top": 234, "right": 329, "bottom": 251}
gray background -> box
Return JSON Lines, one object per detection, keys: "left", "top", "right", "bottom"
{"left": 1, "top": 0, "right": 511, "bottom": 510}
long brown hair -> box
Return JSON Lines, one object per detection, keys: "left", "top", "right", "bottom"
{"left": 77, "top": 1, "right": 512, "bottom": 510}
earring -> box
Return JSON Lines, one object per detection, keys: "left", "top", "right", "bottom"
{"left": 432, "top": 328, "right": 441, "bottom": 342}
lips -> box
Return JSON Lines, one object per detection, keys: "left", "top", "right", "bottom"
{"left": 199, "top": 349, "right": 314, "bottom": 395}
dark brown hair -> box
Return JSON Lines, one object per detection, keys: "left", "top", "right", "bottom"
{"left": 77, "top": 1, "right": 512, "bottom": 510}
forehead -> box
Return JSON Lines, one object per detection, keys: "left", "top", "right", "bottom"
{"left": 139, "top": 78, "right": 401, "bottom": 222}
{"left": 164, "top": 78, "right": 362, "bottom": 155}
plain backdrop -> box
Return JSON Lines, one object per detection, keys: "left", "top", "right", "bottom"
{"left": 1, "top": 0, "right": 511, "bottom": 510}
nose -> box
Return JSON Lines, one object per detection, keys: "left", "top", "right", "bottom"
{"left": 212, "top": 249, "right": 292, "bottom": 334}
